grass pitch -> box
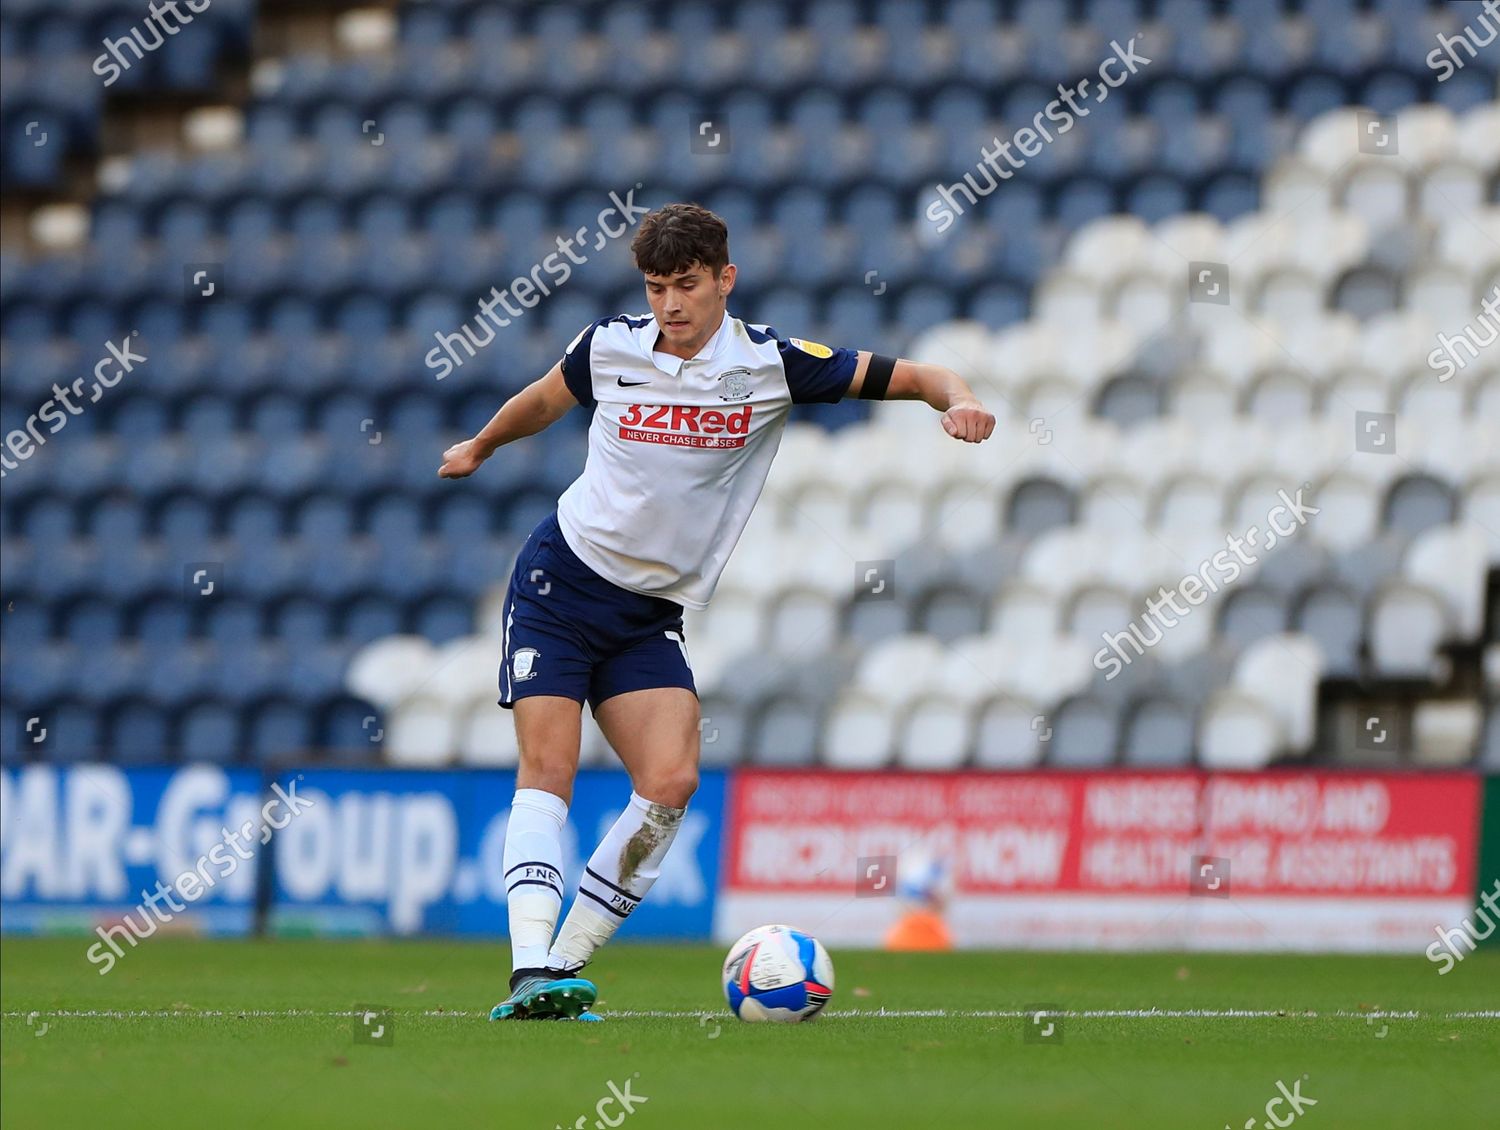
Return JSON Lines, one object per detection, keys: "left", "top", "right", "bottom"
{"left": 2, "top": 937, "right": 1495, "bottom": 1129}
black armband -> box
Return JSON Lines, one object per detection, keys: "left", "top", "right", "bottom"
{"left": 859, "top": 353, "right": 897, "bottom": 400}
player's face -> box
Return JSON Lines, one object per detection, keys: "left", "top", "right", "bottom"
{"left": 644, "top": 263, "right": 734, "bottom": 356}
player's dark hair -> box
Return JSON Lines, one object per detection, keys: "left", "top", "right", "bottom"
{"left": 631, "top": 203, "right": 729, "bottom": 278}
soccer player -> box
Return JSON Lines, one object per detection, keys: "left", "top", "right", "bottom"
{"left": 438, "top": 203, "right": 994, "bottom": 1020}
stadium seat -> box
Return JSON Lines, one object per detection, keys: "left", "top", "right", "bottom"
{"left": 896, "top": 692, "right": 975, "bottom": 771}
{"left": 1234, "top": 634, "right": 1324, "bottom": 754}
{"left": 1367, "top": 582, "right": 1450, "bottom": 678}
{"left": 1198, "top": 689, "right": 1280, "bottom": 770}
{"left": 386, "top": 695, "right": 457, "bottom": 766}
{"left": 176, "top": 700, "right": 242, "bottom": 764}
{"left": 456, "top": 702, "right": 520, "bottom": 767}
{"left": 1045, "top": 696, "right": 1120, "bottom": 769}
{"left": 1120, "top": 696, "right": 1197, "bottom": 768}
{"left": 346, "top": 635, "right": 440, "bottom": 710}
{"left": 970, "top": 695, "right": 1048, "bottom": 770}
{"left": 1405, "top": 523, "right": 1489, "bottom": 638}
{"left": 823, "top": 690, "right": 897, "bottom": 769}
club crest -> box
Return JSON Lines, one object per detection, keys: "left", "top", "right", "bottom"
{"left": 718, "top": 367, "right": 753, "bottom": 401}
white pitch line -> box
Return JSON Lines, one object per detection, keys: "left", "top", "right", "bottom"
{"left": 4, "top": 1008, "right": 1498, "bottom": 1020}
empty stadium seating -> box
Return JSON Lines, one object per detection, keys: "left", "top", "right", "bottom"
{"left": 1, "top": 2, "right": 1495, "bottom": 766}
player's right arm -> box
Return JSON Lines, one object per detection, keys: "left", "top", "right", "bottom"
{"left": 438, "top": 362, "right": 576, "bottom": 479}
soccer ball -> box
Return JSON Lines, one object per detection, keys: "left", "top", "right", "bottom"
{"left": 722, "top": 924, "right": 834, "bottom": 1023}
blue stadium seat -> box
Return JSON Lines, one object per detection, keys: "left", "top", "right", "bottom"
{"left": 177, "top": 699, "right": 242, "bottom": 763}
{"left": 208, "top": 639, "right": 284, "bottom": 702}
{"left": 1216, "top": 587, "right": 1290, "bottom": 652}
{"left": 1433, "top": 68, "right": 1497, "bottom": 115}
{"left": 1199, "top": 171, "right": 1259, "bottom": 222}
{"left": 1383, "top": 475, "right": 1458, "bottom": 537}
{"left": 318, "top": 695, "right": 384, "bottom": 756}
{"left": 1285, "top": 73, "right": 1350, "bottom": 121}
{"left": 411, "top": 592, "right": 471, "bottom": 644}
{"left": 133, "top": 594, "right": 192, "bottom": 648}
{"left": 63, "top": 598, "right": 123, "bottom": 648}
{"left": 339, "top": 594, "right": 403, "bottom": 646}
{"left": 109, "top": 700, "right": 173, "bottom": 765}
{"left": 46, "top": 700, "right": 104, "bottom": 763}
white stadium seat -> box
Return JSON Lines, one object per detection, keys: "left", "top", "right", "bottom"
{"left": 1368, "top": 582, "right": 1450, "bottom": 678}
{"left": 1021, "top": 527, "right": 1111, "bottom": 596}
{"left": 1109, "top": 271, "right": 1177, "bottom": 326}
{"left": 1263, "top": 156, "right": 1334, "bottom": 216}
{"left": 1169, "top": 366, "right": 1239, "bottom": 419}
{"left": 1151, "top": 213, "right": 1225, "bottom": 265}
{"left": 1322, "top": 367, "right": 1392, "bottom": 416}
{"left": 1398, "top": 369, "right": 1468, "bottom": 423}
{"left": 972, "top": 695, "right": 1049, "bottom": 769}
{"left": 1198, "top": 690, "right": 1281, "bottom": 770}
{"left": 1461, "top": 474, "right": 1500, "bottom": 562}
{"left": 852, "top": 634, "right": 947, "bottom": 704}
{"left": 1407, "top": 262, "right": 1479, "bottom": 325}
{"left": 457, "top": 702, "right": 520, "bottom": 767}
{"left": 1234, "top": 633, "right": 1324, "bottom": 754}
{"left": 1338, "top": 161, "right": 1409, "bottom": 233}
{"left": 929, "top": 472, "right": 1004, "bottom": 551}
{"left": 1418, "top": 161, "right": 1486, "bottom": 223}
{"left": 989, "top": 582, "right": 1061, "bottom": 642}
{"left": 386, "top": 696, "right": 458, "bottom": 766}
{"left": 1457, "top": 102, "right": 1500, "bottom": 172}
{"left": 904, "top": 320, "right": 999, "bottom": 387}
{"left": 766, "top": 586, "right": 842, "bottom": 655}
{"left": 897, "top": 695, "right": 975, "bottom": 770}
{"left": 1034, "top": 271, "right": 1103, "bottom": 326}
{"left": 1062, "top": 584, "right": 1136, "bottom": 645}
{"left": 1065, "top": 215, "right": 1153, "bottom": 283}
{"left": 1245, "top": 365, "right": 1318, "bottom": 422}
{"left": 824, "top": 690, "right": 897, "bottom": 768}
{"left": 1304, "top": 471, "right": 1383, "bottom": 552}
{"left": 346, "top": 635, "right": 439, "bottom": 710}
{"left": 427, "top": 635, "right": 501, "bottom": 707}
{"left": 1153, "top": 473, "right": 1225, "bottom": 530}
{"left": 1296, "top": 107, "right": 1368, "bottom": 174}
{"left": 1397, "top": 103, "right": 1460, "bottom": 166}
{"left": 1405, "top": 523, "right": 1489, "bottom": 638}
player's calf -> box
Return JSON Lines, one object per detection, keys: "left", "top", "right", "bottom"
{"left": 545, "top": 791, "right": 689, "bottom": 974}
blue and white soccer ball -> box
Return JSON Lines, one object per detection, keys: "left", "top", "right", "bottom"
{"left": 722, "top": 924, "right": 835, "bottom": 1023}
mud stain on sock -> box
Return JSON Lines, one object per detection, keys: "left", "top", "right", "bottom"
{"left": 618, "top": 803, "right": 682, "bottom": 886}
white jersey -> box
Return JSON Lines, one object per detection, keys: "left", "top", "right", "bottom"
{"left": 554, "top": 310, "right": 857, "bottom": 610}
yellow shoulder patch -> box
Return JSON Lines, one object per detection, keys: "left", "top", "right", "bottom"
{"left": 789, "top": 337, "right": 834, "bottom": 359}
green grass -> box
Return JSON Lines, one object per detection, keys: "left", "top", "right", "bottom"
{"left": 2, "top": 937, "right": 1496, "bottom": 1129}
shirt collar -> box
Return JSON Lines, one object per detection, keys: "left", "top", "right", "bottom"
{"left": 644, "top": 310, "right": 731, "bottom": 374}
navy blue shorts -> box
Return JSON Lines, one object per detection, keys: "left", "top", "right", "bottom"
{"left": 498, "top": 511, "right": 696, "bottom": 712}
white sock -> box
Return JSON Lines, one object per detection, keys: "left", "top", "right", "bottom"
{"left": 503, "top": 788, "right": 568, "bottom": 973}
{"left": 546, "top": 791, "right": 686, "bottom": 973}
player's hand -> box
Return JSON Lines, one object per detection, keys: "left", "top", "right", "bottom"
{"left": 941, "top": 399, "right": 995, "bottom": 444}
{"left": 438, "top": 438, "right": 489, "bottom": 479}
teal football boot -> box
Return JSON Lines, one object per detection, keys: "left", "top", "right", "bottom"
{"left": 490, "top": 969, "right": 599, "bottom": 1021}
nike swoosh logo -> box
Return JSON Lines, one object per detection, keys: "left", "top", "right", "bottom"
{"left": 617, "top": 377, "right": 652, "bottom": 386}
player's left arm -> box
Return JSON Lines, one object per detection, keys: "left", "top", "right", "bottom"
{"left": 844, "top": 352, "right": 996, "bottom": 444}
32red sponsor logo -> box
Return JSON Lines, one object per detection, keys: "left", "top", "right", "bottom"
{"left": 618, "top": 403, "right": 752, "bottom": 448}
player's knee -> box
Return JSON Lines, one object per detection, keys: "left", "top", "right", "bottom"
{"left": 642, "top": 765, "right": 698, "bottom": 809}
{"left": 517, "top": 748, "right": 576, "bottom": 795}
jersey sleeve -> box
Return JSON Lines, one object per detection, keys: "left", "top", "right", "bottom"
{"left": 774, "top": 332, "right": 859, "bottom": 404}
{"left": 560, "top": 321, "right": 601, "bottom": 407}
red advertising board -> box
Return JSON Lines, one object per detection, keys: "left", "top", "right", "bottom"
{"left": 716, "top": 771, "right": 1482, "bottom": 952}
